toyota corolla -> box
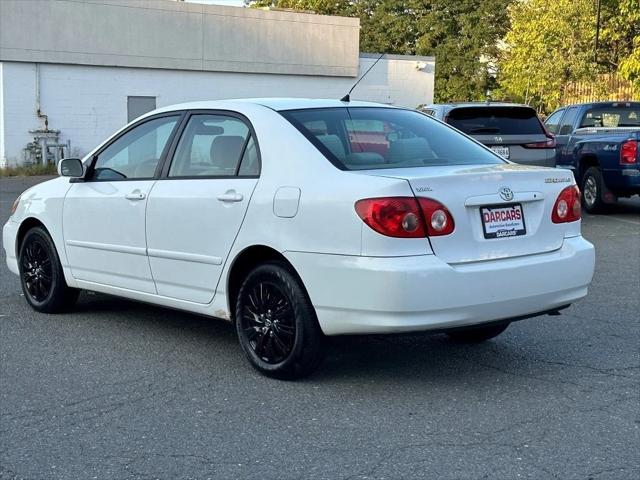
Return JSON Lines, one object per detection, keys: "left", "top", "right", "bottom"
{"left": 3, "top": 99, "right": 595, "bottom": 379}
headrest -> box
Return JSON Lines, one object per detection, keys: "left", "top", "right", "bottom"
{"left": 210, "top": 136, "right": 246, "bottom": 169}
{"left": 316, "top": 134, "right": 346, "bottom": 160}
{"left": 388, "top": 137, "right": 432, "bottom": 163}
{"left": 344, "top": 152, "right": 385, "bottom": 166}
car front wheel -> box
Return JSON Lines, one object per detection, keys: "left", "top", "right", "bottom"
{"left": 446, "top": 322, "right": 509, "bottom": 343}
{"left": 235, "top": 262, "right": 324, "bottom": 380}
{"left": 19, "top": 226, "right": 79, "bottom": 313}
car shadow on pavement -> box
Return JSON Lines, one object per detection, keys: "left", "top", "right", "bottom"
{"left": 70, "top": 291, "right": 531, "bottom": 384}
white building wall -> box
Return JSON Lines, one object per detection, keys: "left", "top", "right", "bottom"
{"left": 0, "top": 63, "right": 4, "bottom": 164}
{"left": 0, "top": 0, "right": 360, "bottom": 77}
{"left": 0, "top": 57, "right": 434, "bottom": 166}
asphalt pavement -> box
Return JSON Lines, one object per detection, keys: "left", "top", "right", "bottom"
{"left": 1, "top": 175, "right": 639, "bottom": 480}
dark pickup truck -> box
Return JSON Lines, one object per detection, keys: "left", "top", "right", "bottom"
{"left": 544, "top": 101, "right": 640, "bottom": 212}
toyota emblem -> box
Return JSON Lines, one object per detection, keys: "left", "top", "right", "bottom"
{"left": 499, "top": 187, "right": 514, "bottom": 201}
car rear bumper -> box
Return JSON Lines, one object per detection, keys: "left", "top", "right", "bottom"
{"left": 285, "top": 236, "right": 595, "bottom": 335}
{"left": 2, "top": 219, "right": 19, "bottom": 275}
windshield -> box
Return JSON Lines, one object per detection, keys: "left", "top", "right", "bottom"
{"left": 447, "top": 106, "right": 545, "bottom": 135}
{"left": 280, "top": 107, "right": 505, "bottom": 171}
{"left": 579, "top": 106, "right": 640, "bottom": 128}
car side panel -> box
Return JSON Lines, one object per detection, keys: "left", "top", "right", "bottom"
{"left": 7, "top": 177, "right": 79, "bottom": 288}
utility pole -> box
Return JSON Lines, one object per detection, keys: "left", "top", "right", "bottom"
{"left": 594, "top": 0, "right": 601, "bottom": 63}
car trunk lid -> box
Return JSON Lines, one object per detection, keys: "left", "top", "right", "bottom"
{"left": 359, "top": 164, "right": 574, "bottom": 264}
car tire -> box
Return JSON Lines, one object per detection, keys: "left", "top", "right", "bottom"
{"left": 581, "top": 167, "right": 608, "bottom": 214}
{"left": 18, "top": 226, "right": 79, "bottom": 313}
{"left": 235, "top": 262, "right": 324, "bottom": 380}
{"left": 446, "top": 323, "right": 509, "bottom": 343}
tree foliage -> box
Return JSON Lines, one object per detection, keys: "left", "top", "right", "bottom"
{"left": 249, "top": 1, "right": 639, "bottom": 106}
{"left": 498, "top": 0, "right": 598, "bottom": 112}
{"left": 248, "top": 1, "right": 511, "bottom": 103}
{"left": 606, "top": 0, "right": 640, "bottom": 95}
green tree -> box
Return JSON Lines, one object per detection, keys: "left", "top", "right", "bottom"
{"left": 602, "top": 0, "right": 640, "bottom": 96}
{"left": 498, "top": 0, "right": 598, "bottom": 112}
{"left": 248, "top": 1, "right": 512, "bottom": 103}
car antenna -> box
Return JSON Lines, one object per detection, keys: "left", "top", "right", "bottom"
{"left": 340, "top": 53, "right": 385, "bottom": 103}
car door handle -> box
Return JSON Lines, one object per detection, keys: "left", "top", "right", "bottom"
{"left": 125, "top": 190, "right": 146, "bottom": 201}
{"left": 217, "top": 191, "right": 243, "bottom": 203}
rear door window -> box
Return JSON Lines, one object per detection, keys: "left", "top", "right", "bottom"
{"left": 558, "top": 107, "right": 578, "bottom": 135}
{"left": 544, "top": 109, "right": 565, "bottom": 134}
{"left": 447, "top": 107, "right": 545, "bottom": 135}
{"left": 168, "top": 114, "right": 250, "bottom": 177}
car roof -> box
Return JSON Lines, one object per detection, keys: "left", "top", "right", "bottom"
{"left": 425, "top": 102, "right": 533, "bottom": 109}
{"left": 153, "top": 98, "right": 392, "bottom": 114}
{"left": 553, "top": 101, "right": 640, "bottom": 109}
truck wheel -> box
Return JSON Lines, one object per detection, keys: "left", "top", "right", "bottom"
{"left": 582, "top": 167, "right": 607, "bottom": 214}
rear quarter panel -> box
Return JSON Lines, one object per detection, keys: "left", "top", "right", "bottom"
{"left": 226, "top": 105, "right": 419, "bottom": 259}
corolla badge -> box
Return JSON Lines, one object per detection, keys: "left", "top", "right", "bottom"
{"left": 499, "top": 186, "right": 514, "bottom": 201}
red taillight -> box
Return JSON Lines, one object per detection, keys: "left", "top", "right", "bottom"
{"left": 354, "top": 197, "right": 455, "bottom": 237}
{"left": 621, "top": 140, "right": 638, "bottom": 165}
{"left": 552, "top": 185, "right": 581, "bottom": 223}
{"left": 524, "top": 135, "right": 556, "bottom": 149}
{"left": 417, "top": 198, "right": 455, "bottom": 236}
{"left": 355, "top": 197, "right": 426, "bottom": 238}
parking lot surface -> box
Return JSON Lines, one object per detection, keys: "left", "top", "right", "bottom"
{"left": 1, "top": 175, "right": 639, "bottom": 480}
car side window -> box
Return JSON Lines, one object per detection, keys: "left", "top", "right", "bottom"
{"left": 544, "top": 109, "right": 565, "bottom": 134}
{"left": 91, "top": 116, "right": 179, "bottom": 181}
{"left": 238, "top": 136, "right": 260, "bottom": 176}
{"left": 558, "top": 107, "right": 578, "bottom": 135}
{"left": 169, "top": 114, "right": 250, "bottom": 177}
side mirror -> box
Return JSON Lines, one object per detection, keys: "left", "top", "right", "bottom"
{"left": 58, "top": 158, "right": 84, "bottom": 178}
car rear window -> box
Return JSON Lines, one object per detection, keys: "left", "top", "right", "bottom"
{"left": 280, "top": 107, "right": 504, "bottom": 171}
{"left": 447, "top": 106, "right": 545, "bottom": 135}
{"left": 579, "top": 106, "right": 640, "bottom": 128}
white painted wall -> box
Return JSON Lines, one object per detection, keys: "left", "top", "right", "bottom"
{"left": 0, "top": 57, "right": 434, "bottom": 166}
{"left": 1, "top": 0, "right": 360, "bottom": 77}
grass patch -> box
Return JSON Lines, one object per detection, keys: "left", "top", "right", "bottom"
{"left": 0, "top": 163, "right": 57, "bottom": 177}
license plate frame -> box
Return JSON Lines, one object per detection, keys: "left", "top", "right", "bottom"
{"left": 490, "top": 145, "right": 510, "bottom": 159}
{"left": 480, "top": 203, "right": 526, "bottom": 239}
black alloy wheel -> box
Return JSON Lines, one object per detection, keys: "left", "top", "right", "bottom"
{"left": 235, "top": 262, "right": 324, "bottom": 379}
{"left": 19, "top": 226, "right": 79, "bottom": 313}
{"left": 21, "top": 237, "right": 53, "bottom": 302}
{"left": 242, "top": 280, "right": 296, "bottom": 364}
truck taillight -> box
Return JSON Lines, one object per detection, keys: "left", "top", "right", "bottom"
{"left": 620, "top": 140, "right": 638, "bottom": 165}
{"left": 552, "top": 186, "right": 581, "bottom": 223}
{"left": 355, "top": 197, "right": 454, "bottom": 237}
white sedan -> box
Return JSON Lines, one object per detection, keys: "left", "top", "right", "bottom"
{"left": 3, "top": 99, "right": 595, "bottom": 379}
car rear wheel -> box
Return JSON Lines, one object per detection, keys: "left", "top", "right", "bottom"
{"left": 582, "top": 167, "right": 607, "bottom": 214}
{"left": 235, "top": 262, "right": 324, "bottom": 380}
{"left": 446, "top": 323, "right": 509, "bottom": 343}
{"left": 19, "top": 226, "right": 79, "bottom": 313}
